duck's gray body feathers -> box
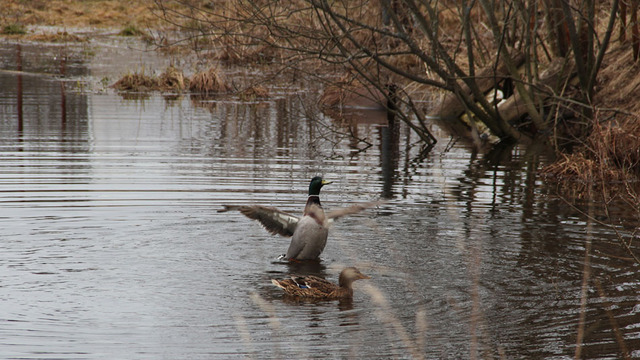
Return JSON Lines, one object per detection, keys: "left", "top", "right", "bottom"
{"left": 285, "top": 210, "right": 328, "bottom": 259}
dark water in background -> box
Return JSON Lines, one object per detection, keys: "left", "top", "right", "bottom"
{"left": 0, "top": 40, "right": 638, "bottom": 359}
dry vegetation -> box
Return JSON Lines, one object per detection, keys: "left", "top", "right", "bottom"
{"left": 152, "top": 1, "right": 634, "bottom": 145}
{"left": 111, "top": 65, "right": 233, "bottom": 95}
{"left": 594, "top": 47, "right": 640, "bottom": 115}
{"left": 189, "top": 66, "right": 230, "bottom": 94}
{"left": 4, "top": 0, "right": 640, "bottom": 192}
{"left": 158, "top": 0, "right": 640, "bottom": 194}
{"left": 0, "top": 0, "right": 162, "bottom": 29}
{"left": 158, "top": 65, "right": 188, "bottom": 91}
{"left": 545, "top": 43, "right": 640, "bottom": 193}
{"left": 111, "top": 71, "right": 159, "bottom": 92}
{"left": 545, "top": 114, "right": 640, "bottom": 196}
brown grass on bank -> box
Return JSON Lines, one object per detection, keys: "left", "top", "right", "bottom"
{"left": 546, "top": 35, "right": 640, "bottom": 196}
{"left": 544, "top": 115, "right": 640, "bottom": 195}
{"left": 189, "top": 67, "right": 230, "bottom": 95}
{"left": 320, "top": 73, "right": 388, "bottom": 110}
{"left": 112, "top": 65, "right": 191, "bottom": 92}
{"left": 0, "top": 0, "right": 161, "bottom": 29}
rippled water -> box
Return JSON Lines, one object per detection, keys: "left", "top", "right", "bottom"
{"left": 1, "top": 41, "right": 639, "bottom": 359}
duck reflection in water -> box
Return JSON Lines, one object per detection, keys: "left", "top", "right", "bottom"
{"left": 281, "top": 257, "right": 327, "bottom": 277}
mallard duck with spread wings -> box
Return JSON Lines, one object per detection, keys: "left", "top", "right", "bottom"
{"left": 271, "top": 267, "right": 370, "bottom": 299}
{"left": 219, "top": 176, "right": 376, "bottom": 261}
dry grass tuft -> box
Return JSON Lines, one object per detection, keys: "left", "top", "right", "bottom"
{"left": 111, "top": 71, "right": 158, "bottom": 91}
{"left": 158, "top": 65, "right": 188, "bottom": 91}
{"left": 189, "top": 67, "right": 230, "bottom": 94}
{"left": 0, "top": 0, "right": 162, "bottom": 29}
{"left": 545, "top": 153, "right": 596, "bottom": 184}
{"left": 112, "top": 65, "right": 192, "bottom": 93}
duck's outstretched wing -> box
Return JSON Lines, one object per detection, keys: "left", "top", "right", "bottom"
{"left": 219, "top": 205, "right": 299, "bottom": 237}
{"left": 325, "top": 201, "right": 380, "bottom": 221}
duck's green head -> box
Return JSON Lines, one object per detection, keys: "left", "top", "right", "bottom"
{"left": 309, "top": 176, "right": 332, "bottom": 196}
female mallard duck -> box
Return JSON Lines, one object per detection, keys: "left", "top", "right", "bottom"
{"left": 219, "top": 176, "right": 375, "bottom": 261}
{"left": 271, "top": 267, "right": 370, "bottom": 299}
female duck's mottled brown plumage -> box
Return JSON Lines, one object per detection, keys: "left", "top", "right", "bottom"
{"left": 271, "top": 267, "right": 370, "bottom": 299}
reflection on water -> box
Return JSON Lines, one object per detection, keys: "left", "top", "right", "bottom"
{"left": 0, "top": 41, "right": 639, "bottom": 360}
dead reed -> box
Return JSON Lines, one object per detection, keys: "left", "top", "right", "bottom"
{"left": 158, "top": 65, "right": 188, "bottom": 92}
{"left": 111, "top": 71, "right": 158, "bottom": 91}
{"left": 189, "top": 67, "right": 230, "bottom": 95}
